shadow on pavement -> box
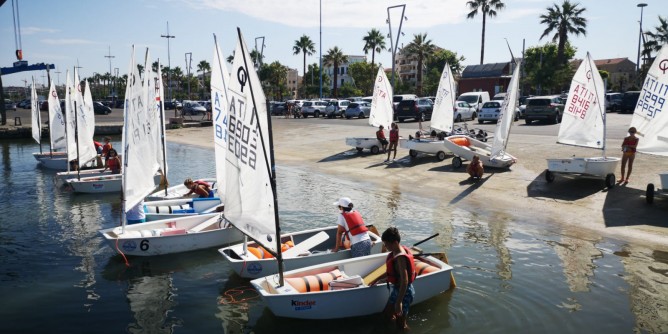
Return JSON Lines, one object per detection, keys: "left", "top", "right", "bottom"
{"left": 602, "top": 182, "right": 668, "bottom": 228}
{"left": 317, "top": 149, "right": 384, "bottom": 163}
{"left": 449, "top": 173, "right": 491, "bottom": 205}
{"left": 526, "top": 170, "right": 606, "bottom": 201}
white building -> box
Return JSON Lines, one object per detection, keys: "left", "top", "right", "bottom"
{"left": 324, "top": 55, "right": 367, "bottom": 91}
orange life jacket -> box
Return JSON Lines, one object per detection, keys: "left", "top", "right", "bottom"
{"left": 342, "top": 211, "right": 368, "bottom": 236}
{"left": 386, "top": 245, "right": 416, "bottom": 285}
{"left": 107, "top": 158, "right": 120, "bottom": 171}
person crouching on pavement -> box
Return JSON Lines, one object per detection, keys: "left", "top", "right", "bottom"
{"left": 466, "top": 155, "right": 484, "bottom": 180}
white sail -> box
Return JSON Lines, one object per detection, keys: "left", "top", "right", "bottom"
{"left": 557, "top": 52, "right": 606, "bottom": 149}
{"left": 491, "top": 60, "right": 522, "bottom": 159}
{"left": 65, "top": 71, "right": 78, "bottom": 161}
{"left": 368, "top": 66, "right": 393, "bottom": 129}
{"left": 31, "top": 77, "right": 41, "bottom": 144}
{"left": 123, "top": 47, "right": 160, "bottom": 210}
{"left": 155, "top": 61, "right": 168, "bottom": 175}
{"left": 143, "top": 51, "right": 163, "bottom": 172}
{"left": 225, "top": 31, "right": 276, "bottom": 253}
{"left": 630, "top": 44, "right": 668, "bottom": 156}
{"left": 47, "top": 80, "right": 67, "bottom": 151}
{"left": 73, "top": 69, "right": 97, "bottom": 164}
{"left": 211, "top": 39, "right": 231, "bottom": 201}
{"left": 82, "top": 79, "right": 96, "bottom": 139}
{"left": 430, "top": 62, "right": 456, "bottom": 133}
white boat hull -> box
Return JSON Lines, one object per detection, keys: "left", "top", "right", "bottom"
{"left": 67, "top": 173, "right": 162, "bottom": 194}
{"left": 146, "top": 178, "right": 217, "bottom": 201}
{"left": 56, "top": 168, "right": 109, "bottom": 184}
{"left": 345, "top": 137, "right": 383, "bottom": 154}
{"left": 251, "top": 252, "right": 453, "bottom": 319}
{"left": 219, "top": 226, "right": 382, "bottom": 278}
{"left": 546, "top": 157, "right": 620, "bottom": 176}
{"left": 35, "top": 154, "right": 69, "bottom": 170}
{"left": 399, "top": 138, "right": 450, "bottom": 160}
{"left": 99, "top": 213, "right": 243, "bottom": 256}
{"left": 443, "top": 135, "right": 516, "bottom": 168}
{"left": 144, "top": 197, "right": 222, "bottom": 221}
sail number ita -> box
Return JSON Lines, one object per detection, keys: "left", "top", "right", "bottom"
{"left": 637, "top": 75, "right": 666, "bottom": 119}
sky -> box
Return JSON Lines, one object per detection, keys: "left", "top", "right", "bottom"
{"left": 1, "top": 0, "right": 665, "bottom": 88}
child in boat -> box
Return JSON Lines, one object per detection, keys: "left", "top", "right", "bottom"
{"left": 376, "top": 125, "right": 388, "bottom": 152}
{"left": 183, "top": 178, "right": 214, "bottom": 198}
{"left": 332, "top": 197, "right": 371, "bottom": 257}
{"left": 382, "top": 227, "right": 416, "bottom": 331}
{"left": 466, "top": 155, "right": 484, "bottom": 180}
{"left": 103, "top": 149, "right": 121, "bottom": 174}
{"left": 620, "top": 127, "right": 639, "bottom": 183}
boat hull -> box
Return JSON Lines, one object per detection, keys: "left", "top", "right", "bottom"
{"left": 146, "top": 178, "right": 217, "bottom": 201}
{"left": 251, "top": 252, "right": 453, "bottom": 319}
{"left": 547, "top": 157, "right": 620, "bottom": 176}
{"left": 35, "top": 154, "right": 69, "bottom": 170}
{"left": 345, "top": 137, "right": 382, "bottom": 154}
{"left": 99, "top": 213, "right": 243, "bottom": 256}
{"left": 399, "top": 138, "right": 450, "bottom": 159}
{"left": 67, "top": 173, "right": 162, "bottom": 194}
{"left": 56, "top": 168, "right": 109, "bottom": 184}
{"left": 144, "top": 197, "right": 222, "bottom": 221}
{"left": 219, "top": 226, "right": 382, "bottom": 278}
{"left": 443, "top": 135, "right": 516, "bottom": 168}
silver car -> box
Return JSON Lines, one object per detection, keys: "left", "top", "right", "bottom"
{"left": 325, "top": 100, "right": 350, "bottom": 118}
{"left": 345, "top": 102, "right": 371, "bottom": 119}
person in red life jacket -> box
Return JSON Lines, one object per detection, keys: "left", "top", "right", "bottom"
{"left": 103, "top": 148, "right": 121, "bottom": 174}
{"left": 101, "top": 136, "right": 113, "bottom": 160}
{"left": 376, "top": 125, "right": 388, "bottom": 153}
{"left": 620, "top": 127, "right": 639, "bottom": 183}
{"left": 332, "top": 197, "right": 372, "bottom": 257}
{"left": 183, "top": 178, "right": 214, "bottom": 198}
{"left": 386, "top": 122, "right": 399, "bottom": 162}
{"left": 382, "top": 227, "right": 416, "bottom": 331}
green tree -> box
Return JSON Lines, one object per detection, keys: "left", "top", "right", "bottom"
{"left": 323, "top": 47, "right": 348, "bottom": 98}
{"left": 404, "top": 33, "right": 435, "bottom": 96}
{"left": 643, "top": 16, "right": 668, "bottom": 57}
{"left": 422, "top": 49, "right": 466, "bottom": 96}
{"left": 197, "top": 60, "right": 211, "bottom": 99}
{"left": 348, "top": 62, "right": 378, "bottom": 96}
{"left": 363, "top": 29, "right": 386, "bottom": 93}
{"left": 523, "top": 43, "right": 576, "bottom": 94}
{"left": 466, "top": 0, "right": 505, "bottom": 65}
{"left": 259, "top": 61, "right": 289, "bottom": 101}
{"left": 293, "top": 35, "right": 316, "bottom": 98}
{"left": 338, "top": 82, "right": 364, "bottom": 98}
{"left": 303, "top": 63, "right": 330, "bottom": 98}
{"left": 539, "top": 0, "right": 587, "bottom": 65}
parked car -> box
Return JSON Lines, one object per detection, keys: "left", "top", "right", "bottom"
{"left": 271, "top": 102, "right": 286, "bottom": 116}
{"left": 200, "top": 101, "right": 212, "bottom": 113}
{"left": 17, "top": 99, "right": 31, "bottom": 109}
{"left": 301, "top": 100, "right": 328, "bottom": 118}
{"left": 605, "top": 93, "right": 622, "bottom": 112}
{"left": 457, "top": 91, "right": 490, "bottom": 112}
{"left": 93, "top": 101, "right": 112, "bottom": 115}
{"left": 454, "top": 101, "right": 477, "bottom": 122}
{"left": 114, "top": 100, "right": 124, "bottom": 109}
{"left": 345, "top": 102, "right": 371, "bottom": 119}
{"left": 325, "top": 100, "right": 350, "bottom": 118}
{"left": 478, "top": 101, "right": 520, "bottom": 124}
{"left": 346, "top": 97, "right": 363, "bottom": 102}
{"left": 164, "top": 101, "right": 176, "bottom": 110}
{"left": 181, "top": 101, "right": 206, "bottom": 115}
{"left": 492, "top": 93, "right": 506, "bottom": 101}
{"left": 524, "top": 95, "right": 564, "bottom": 124}
{"left": 396, "top": 98, "right": 434, "bottom": 122}
{"left": 392, "top": 94, "right": 418, "bottom": 112}
{"left": 619, "top": 91, "right": 640, "bottom": 114}
{"left": 4, "top": 99, "right": 17, "bottom": 111}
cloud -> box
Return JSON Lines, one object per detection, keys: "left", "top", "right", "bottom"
{"left": 41, "top": 39, "right": 97, "bottom": 45}
{"left": 181, "top": 0, "right": 472, "bottom": 28}
{"left": 21, "top": 26, "right": 59, "bottom": 35}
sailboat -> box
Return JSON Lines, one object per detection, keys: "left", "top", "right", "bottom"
{"left": 444, "top": 60, "right": 520, "bottom": 169}
{"left": 344, "top": 66, "right": 394, "bottom": 154}
{"left": 210, "top": 26, "right": 453, "bottom": 318}
{"left": 30, "top": 77, "right": 42, "bottom": 153}
{"left": 399, "top": 62, "right": 455, "bottom": 161}
{"left": 99, "top": 46, "right": 242, "bottom": 256}
{"left": 219, "top": 30, "right": 382, "bottom": 279}
{"left": 33, "top": 77, "right": 70, "bottom": 169}
{"left": 544, "top": 52, "right": 619, "bottom": 188}
{"left": 631, "top": 44, "right": 668, "bottom": 203}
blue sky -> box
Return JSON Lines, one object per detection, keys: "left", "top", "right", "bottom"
{"left": 1, "top": 0, "right": 665, "bottom": 88}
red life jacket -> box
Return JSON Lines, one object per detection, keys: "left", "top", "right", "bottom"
{"left": 107, "top": 158, "right": 120, "bottom": 171}
{"left": 192, "top": 184, "right": 209, "bottom": 197}
{"left": 390, "top": 129, "right": 399, "bottom": 142}
{"left": 386, "top": 245, "right": 416, "bottom": 284}
{"left": 342, "top": 211, "right": 368, "bottom": 236}
{"left": 194, "top": 180, "right": 210, "bottom": 188}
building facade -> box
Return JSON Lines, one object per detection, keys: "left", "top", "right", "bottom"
{"left": 458, "top": 61, "right": 517, "bottom": 98}
{"left": 324, "top": 55, "right": 366, "bottom": 90}
{"left": 393, "top": 46, "right": 444, "bottom": 87}
{"left": 286, "top": 67, "right": 301, "bottom": 99}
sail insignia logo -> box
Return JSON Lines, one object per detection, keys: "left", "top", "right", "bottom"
{"left": 659, "top": 59, "right": 668, "bottom": 75}
{"left": 291, "top": 299, "right": 316, "bottom": 311}
{"left": 122, "top": 240, "right": 137, "bottom": 252}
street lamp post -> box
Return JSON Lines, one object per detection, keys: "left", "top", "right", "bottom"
{"left": 636, "top": 3, "right": 648, "bottom": 74}
{"left": 387, "top": 4, "right": 407, "bottom": 91}
{"left": 105, "top": 45, "right": 114, "bottom": 98}
{"left": 185, "top": 52, "right": 192, "bottom": 100}
{"left": 114, "top": 68, "right": 119, "bottom": 103}
{"left": 161, "top": 21, "right": 175, "bottom": 104}
{"left": 319, "top": 0, "right": 322, "bottom": 98}
{"left": 255, "top": 36, "right": 265, "bottom": 68}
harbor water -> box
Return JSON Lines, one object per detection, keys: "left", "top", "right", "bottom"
{"left": 1, "top": 138, "right": 667, "bottom": 333}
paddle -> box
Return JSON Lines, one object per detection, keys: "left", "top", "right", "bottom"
{"left": 413, "top": 233, "right": 439, "bottom": 248}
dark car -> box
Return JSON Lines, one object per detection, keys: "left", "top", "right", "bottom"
{"left": 93, "top": 102, "right": 112, "bottom": 115}
{"left": 619, "top": 91, "right": 640, "bottom": 114}
{"left": 164, "top": 101, "right": 176, "bottom": 110}
{"left": 114, "top": 100, "right": 124, "bottom": 109}
{"left": 271, "top": 102, "right": 286, "bottom": 116}
{"left": 524, "top": 95, "right": 564, "bottom": 124}
{"left": 396, "top": 98, "right": 434, "bottom": 122}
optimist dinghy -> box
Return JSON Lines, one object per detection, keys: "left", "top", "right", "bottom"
{"left": 544, "top": 52, "right": 619, "bottom": 188}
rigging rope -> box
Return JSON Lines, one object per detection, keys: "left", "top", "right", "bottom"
{"left": 218, "top": 286, "right": 260, "bottom": 305}
{"left": 11, "top": 0, "right": 23, "bottom": 60}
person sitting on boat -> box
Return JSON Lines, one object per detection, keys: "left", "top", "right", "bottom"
{"left": 332, "top": 197, "right": 372, "bottom": 257}
{"left": 103, "top": 149, "right": 121, "bottom": 174}
{"left": 183, "top": 178, "right": 214, "bottom": 198}
{"left": 101, "top": 136, "right": 113, "bottom": 160}
{"left": 94, "top": 140, "right": 104, "bottom": 167}
{"left": 382, "top": 227, "right": 416, "bottom": 331}
{"left": 126, "top": 200, "right": 146, "bottom": 225}
{"left": 466, "top": 155, "right": 484, "bottom": 180}
{"left": 620, "top": 127, "right": 639, "bottom": 183}
{"left": 376, "top": 125, "right": 388, "bottom": 152}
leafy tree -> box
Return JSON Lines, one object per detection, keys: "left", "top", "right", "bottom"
{"left": 338, "top": 82, "right": 364, "bottom": 98}
{"left": 348, "top": 62, "right": 378, "bottom": 96}
{"left": 293, "top": 35, "right": 316, "bottom": 98}
{"left": 522, "top": 43, "right": 576, "bottom": 94}
{"left": 404, "top": 33, "right": 435, "bottom": 96}
{"left": 258, "top": 61, "right": 289, "bottom": 101}
{"left": 303, "top": 63, "right": 330, "bottom": 98}
{"left": 643, "top": 16, "right": 668, "bottom": 59}
{"left": 422, "top": 49, "right": 466, "bottom": 96}
{"left": 363, "top": 29, "right": 386, "bottom": 93}
{"left": 539, "top": 0, "right": 587, "bottom": 65}
{"left": 323, "top": 47, "right": 348, "bottom": 98}
{"left": 466, "top": 0, "right": 505, "bottom": 65}
{"left": 197, "top": 60, "right": 211, "bottom": 99}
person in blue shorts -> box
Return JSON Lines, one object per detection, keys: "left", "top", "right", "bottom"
{"left": 382, "top": 227, "right": 416, "bottom": 331}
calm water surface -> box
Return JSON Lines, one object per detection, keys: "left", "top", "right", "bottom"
{"left": 1, "top": 139, "right": 667, "bottom": 333}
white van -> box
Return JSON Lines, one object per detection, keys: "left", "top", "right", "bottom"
{"left": 457, "top": 92, "right": 490, "bottom": 112}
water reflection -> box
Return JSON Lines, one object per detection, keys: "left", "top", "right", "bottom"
{"left": 549, "top": 234, "right": 602, "bottom": 292}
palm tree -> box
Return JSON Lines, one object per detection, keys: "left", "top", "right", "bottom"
{"left": 539, "top": 0, "right": 587, "bottom": 65}
{"left": 226, "top": 52, "right": 234, "bottom": 64}
{"left": 152, "top": 61, "right": 159, "bottom": 73}
{"left": 363, "top": 29, "right": 386, "bottom": 68}
{"left": 644, "top": 16, "right": 668, "bottom": 56}
{"left": 466, "top": 0, "right": 505, "bottom": 65}
{"left": 293, "top": 35, "right": 316, "bottom": 98}
{"left": 323, "top": 47, "right": 348, "bottom": 98}
{"left": 404, "top": 33, "right": 435, "bottom": 96}
{"left": 197, "top": 60, "right": 211, "bottom": 99}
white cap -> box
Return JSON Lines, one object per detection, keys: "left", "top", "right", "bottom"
{"left": 333, "top": 197, "right": 352, "bottom": 207}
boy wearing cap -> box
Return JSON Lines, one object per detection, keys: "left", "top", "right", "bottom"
{"left": 332, "top": 197, "right": 372, "bottom": 257}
